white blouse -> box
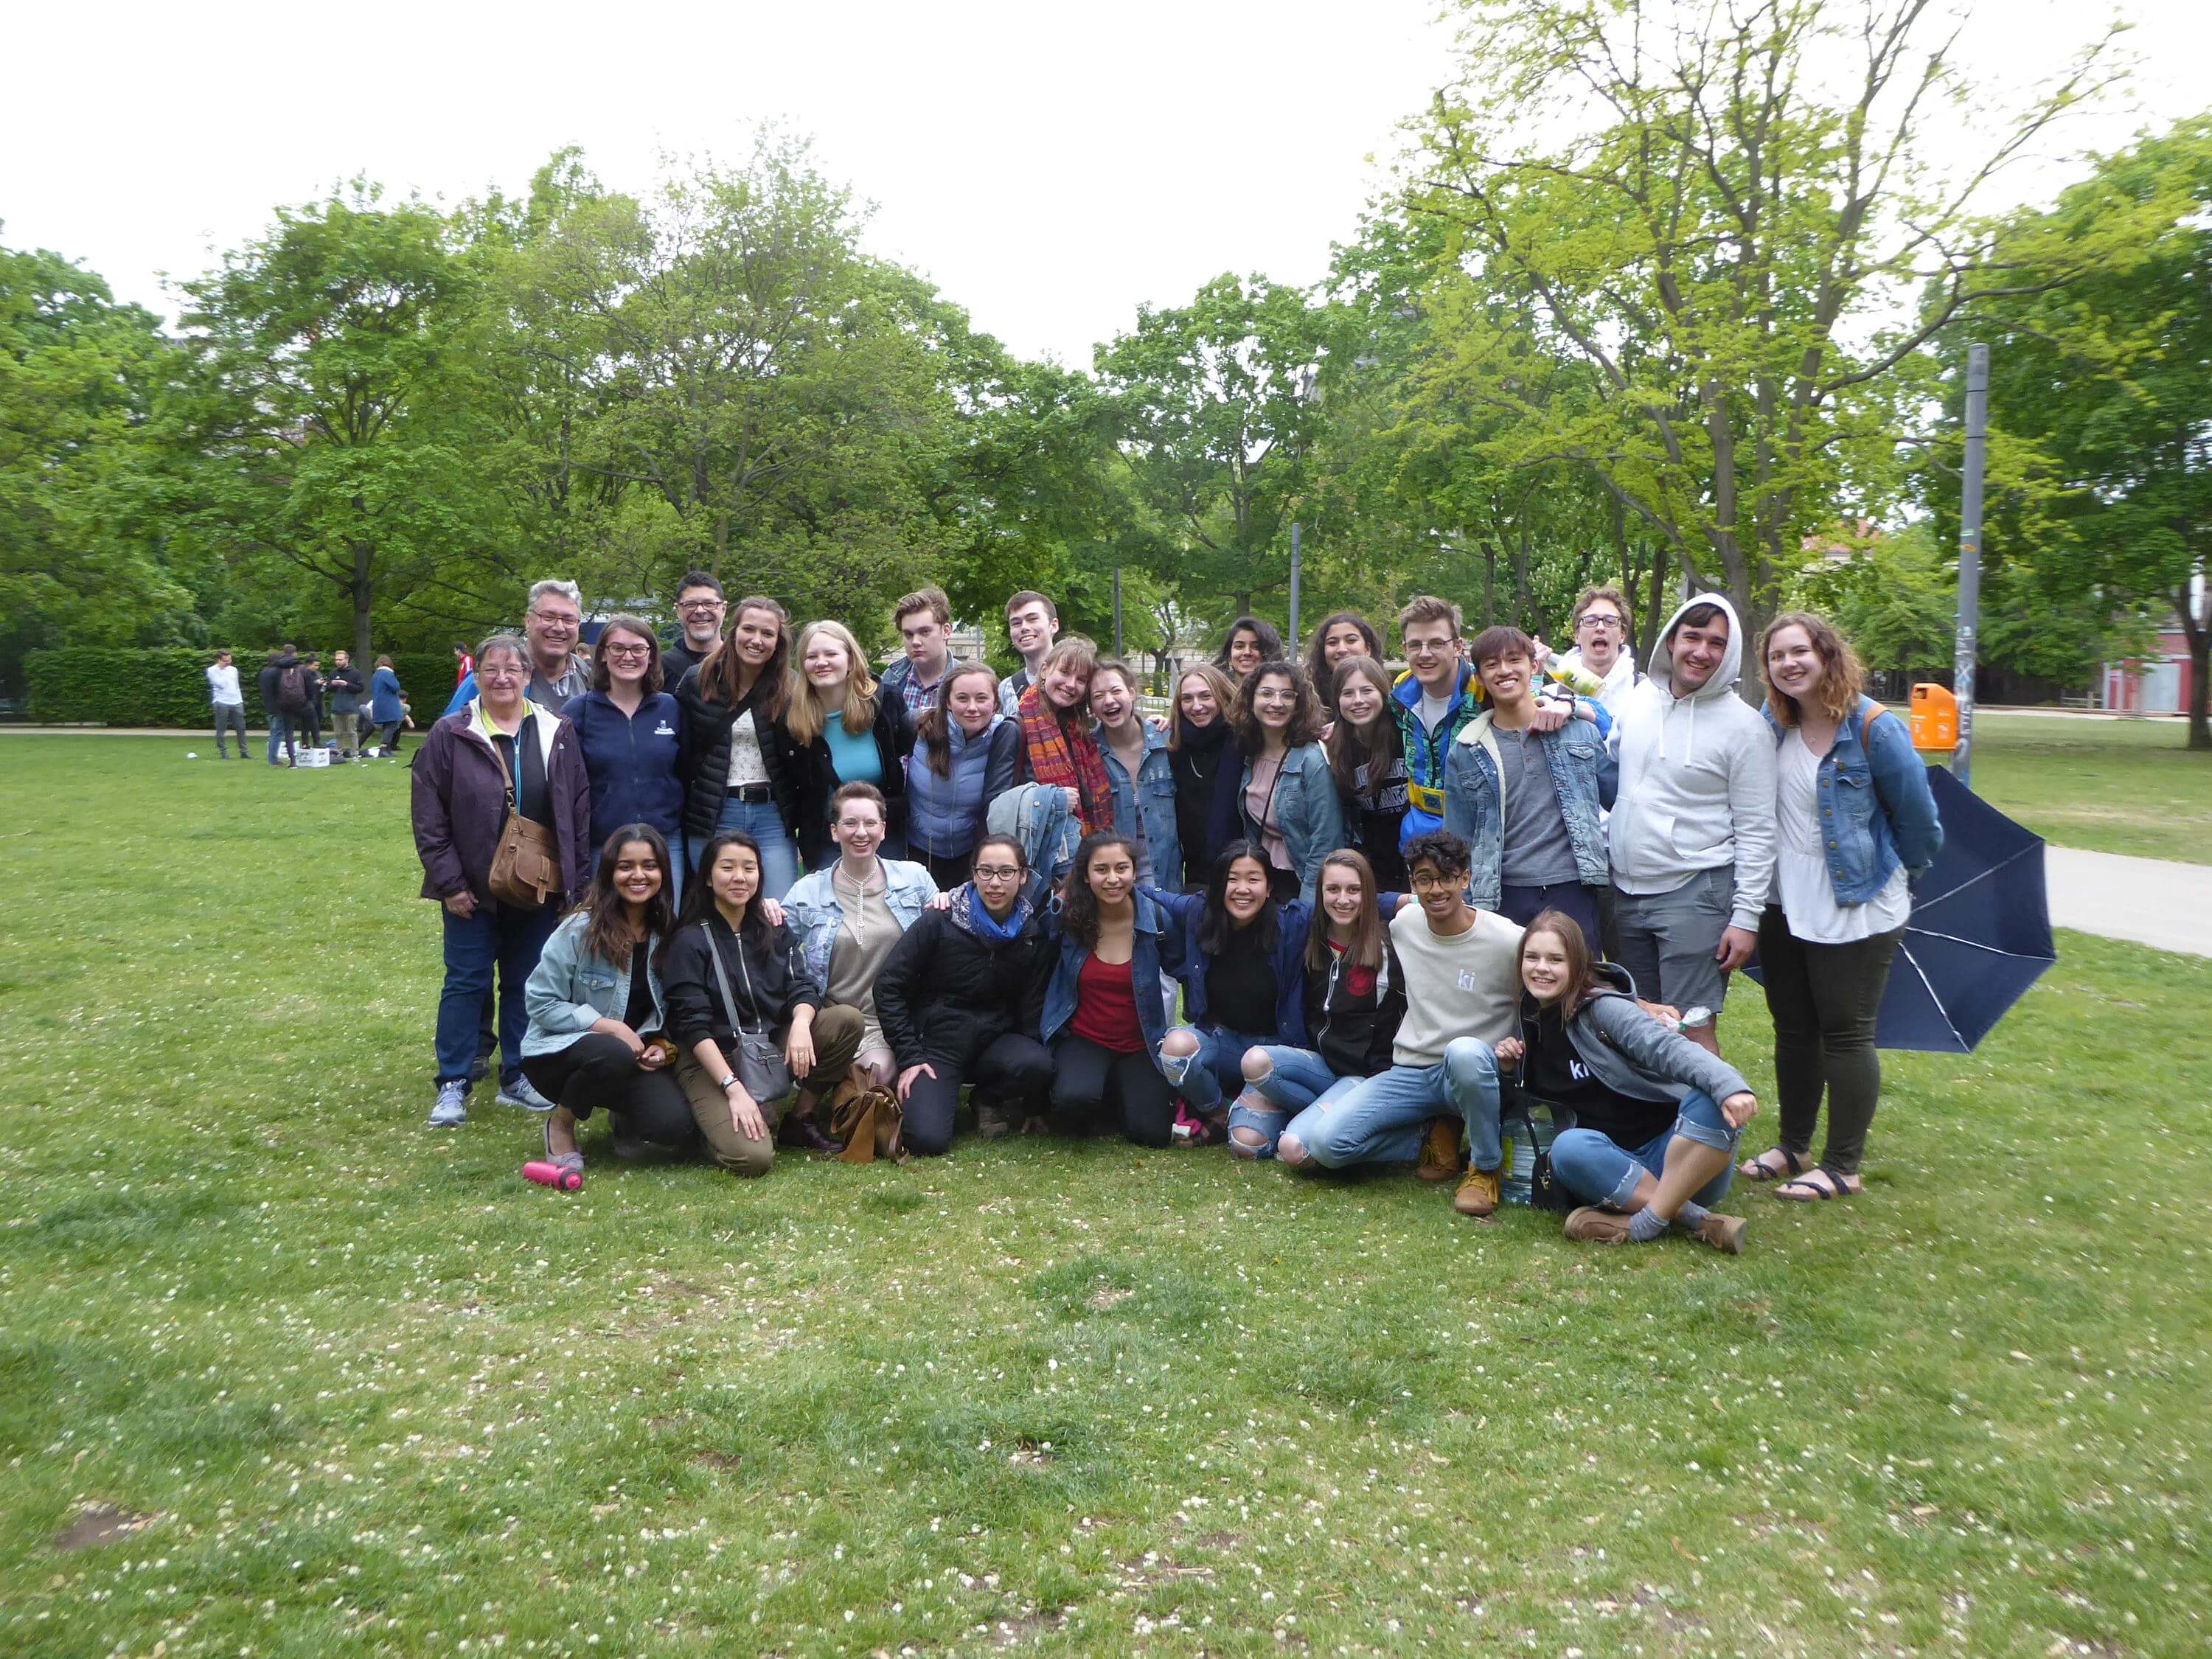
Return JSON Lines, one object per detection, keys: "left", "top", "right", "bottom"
{"left": 1774, "top": 728, "right": 1910, "bottom": 944}
{"left": 725, "top": 709, "right": 769, "bottom": 790}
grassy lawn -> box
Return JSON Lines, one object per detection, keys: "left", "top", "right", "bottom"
{"left": 3, "top": 737, "right": 2208, "bottom": 1658}
{"left": 1954, "top": 712, "right": 2212, "bottom": 865}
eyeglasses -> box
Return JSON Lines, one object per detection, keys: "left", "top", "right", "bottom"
{"left": 973, "top": 866, "right": 1022, "bottom": 882}
{"left": 529, "top": 611, "right": 580, "bottom": 629}
{"left": 1404, "top": 638, "right": 1454, "bottom": 658}
{"left": 1576, "top": 614, "right": 1624, "bottom": 631}
{"left": 678, "top": 599, "right": 726, "bottom": 613}
{"left": 602, "top": 643, "right": 652, "bottom": 660}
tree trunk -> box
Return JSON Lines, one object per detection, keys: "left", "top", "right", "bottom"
{"left": 1511, "top": 525, "right": 1531, "bottom": 629}
{"left": 1481, "top": 542, "right": 1497, "bottom": 629}
{"left": 1232, "top": 590, "right": 1251, "bottom": 616}
{"left": 349, "top": 538, "right": 375, "bottom": 666}
{"left": 1643, "top": 542, "right": 1669, "bottom": 664}
{"left": 2175, "top": 582, "right": 2210, "bottom": 752}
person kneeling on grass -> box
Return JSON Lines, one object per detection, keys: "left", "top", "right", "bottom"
{"left": 658, "top": 831, "right": 866, "bottom": 1176}
{"left": 518, "top": 826, "right": 698, "bottom": 1177}
{"left": 1498, "top": 910, "right": 1757, "bottom": 1253}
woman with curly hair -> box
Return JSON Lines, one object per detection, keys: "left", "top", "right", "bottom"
{"left": 1234, "top": 660, "right": 1345, "bottom": 904}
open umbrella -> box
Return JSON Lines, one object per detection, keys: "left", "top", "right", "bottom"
{"left": 1750, "top": 765, "right": 2057, "bottom": 1052}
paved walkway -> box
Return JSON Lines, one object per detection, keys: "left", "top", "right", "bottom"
{"left": 2044, "top": 846, "right": 2212, "bottom": 959}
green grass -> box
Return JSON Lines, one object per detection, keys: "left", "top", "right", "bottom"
{"left": 3, "top": 738, "right": 2209, "bottom": 1658}
{"left": 1955, "top": 711, "right": 2212, "bottom": 865}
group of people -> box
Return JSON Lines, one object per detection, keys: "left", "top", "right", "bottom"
{"left": 206, "top": 645, "right": 408, "bottom": 764}
{"left": 407, "top": 570, "right": 1943, "bottom": 1253}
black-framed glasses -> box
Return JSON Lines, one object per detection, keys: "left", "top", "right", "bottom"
{"left": 973, "top": 865, "right": 1022, "bottom": 882}
{"left": 602, "top": 643, "right": 653, "bottom": 659}
{"left": 1576, "top": 614, "right": 1625, "bottom": 631}
{"left": 678, "top": 599, "right": 726, "bottom": 613}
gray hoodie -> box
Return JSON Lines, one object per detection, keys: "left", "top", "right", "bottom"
{"left": 1604, "top": 594, "right": 1776, "bottom": 931}
{"left": 1521, "top": 961, "right": 1753, "bottom": 1108}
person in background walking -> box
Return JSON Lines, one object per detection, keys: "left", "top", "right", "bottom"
{"left": 299, "top": 654, "right": 326, "bottom": 753}
{"left": 1213, "top": 616, "right": 1285, "bottom": 686}
{"left": 260, "top": 643, "right": 305, "bottom": 767}
{"left": 520, "top": 824, "right": 697, "bottom": 1177}
{"left": 877, "top": 586, "right": 955, "bottom": 737}
{"left": 1325, "top": 655, "right": 1409, "bottom": 891}
{"left": 1015, "top": 636, "right": 1112, "bottom": 834}
{"left": 676, "top": 596, "right": 802, "bottom": 900}
{"left": 369, "top": 656, "right": 406, "bottom": 756}
{"left": 786, "top": 619, "right": 909, "bottom": 869}
{"left": 1091, "top": 656, "right": 1181, "bottom": 889}
{"left": 1302, "top": 611, "right": 1383, "bottom": 715}
{"left": 411, "top": 633, "right": 591, "bottom": 1127}
{"left": 561, "top": 616, "right": 689, "bottom": 906}
{"left": 1605, "top": 594, "right": 1775, "bottom": 1057}
{"left": 1040, "top": 832, "right": 1180, "bottom": 1147}
{"left": 206, "top": 650, "right": 248, "bottom": 760}
{"left": 661, "top": 571, "right": 728, "bottom": 688}
{"left": 905, "top": 661, "right": 1020, "bottom": 888}
{"left": 1235, "top": 661, "right": 1343, "bottom": 905}
{"left": 453, "top": 641, "right": 473, "bottom": 687}
{"left": 998, "top": 590, "right": 1061, "bottom": 717}
{"left": 1739, "top": 611, "right": 1942, "bottom": 1203}
{"left": 446, "top": 580, "right": 592, "bottom": 715}
{"left": 873, "top": 834, "right": 1054, "bottom": 1153}
{"left": 1166, "top": 663, "right": 1242, "bottom": 891}
{"left": 324, "top": 650, "right": 368, "bottom": 760}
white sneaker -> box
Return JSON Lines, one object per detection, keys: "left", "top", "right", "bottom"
{"left": 495, "top": 1075, "right": 557, "bottom": 1113}
{"left": 428, "top": 1081, "right": 468, "bottom": 1128}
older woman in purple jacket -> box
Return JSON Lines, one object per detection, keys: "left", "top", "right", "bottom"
{"left": 411, "top": 633, "right": 592, "bottom": 1129}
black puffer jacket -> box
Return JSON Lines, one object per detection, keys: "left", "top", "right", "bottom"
{"left": 788, "top": 684, "right": 910, "bottom": 867}
{"left": 873, "top": 900, "right": 1047, "bottom": 1065}
{"left": 675, "top": 664, "right": 801, "bottom": 846}
{"left": 659, "top": 910, "right": 821, "bottom": 1052}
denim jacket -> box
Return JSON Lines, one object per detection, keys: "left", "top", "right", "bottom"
{"left": 1040, "top": 888, "right": 1177, "bottom": 1051}
{"left": 520, "top": 911, "right": 665, "bottom": 1058}
{"left": 1238, "top": 742, "right": 1347, "bottom": 903}
{"left": 782, "top": 857, "right": 942, "bottom": 986}
{"left": 1442, "top": 707, "right": 1613, "bottom": 911}
{"left": 1766, "top": 696, "right": 1944, "bottom": 904}
{"left": 1145, "top": 886, "right": 1312, "bottom": 1044}
{"left": 1101, "top": 722, "right": 1185, "bottom": 889}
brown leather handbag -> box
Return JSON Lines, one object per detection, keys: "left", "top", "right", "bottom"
{"left": 830, "top": 1078, "right": 905, "bottom": 1164}
{"left": 484, "top": 723, "right": 563, "bottom": 908}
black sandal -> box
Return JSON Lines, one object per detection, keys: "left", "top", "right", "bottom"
{"left": 1775, "top": 1164, "right": 1859, "bottom": 1202}
{"left": 1738, "top": 1147, "right": 1804, "bottom": 1183}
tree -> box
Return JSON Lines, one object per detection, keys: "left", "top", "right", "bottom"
{"left": 1402, "top": 0, "right": 2133, "bottom": 670}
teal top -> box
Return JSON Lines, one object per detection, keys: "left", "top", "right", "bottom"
{"left": 824, "top": 712, "right": 882, "bottom": 787}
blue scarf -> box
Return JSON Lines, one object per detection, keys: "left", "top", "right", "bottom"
{"left": 948, "top": 881, "right": 1032, "bottom": 943}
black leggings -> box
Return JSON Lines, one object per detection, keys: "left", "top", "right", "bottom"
{"left": 521, "top": 1033, "right": 697, "bottom": 1150}
{"left": 901, "top": 1028, "right": 1054, "bottom": 1155}
{"left": 1048, "top": 1032, "right": 1176, "bottom": 1147}
{"left": 1756, "top": 908, "right": 1903, "bottom": 1178}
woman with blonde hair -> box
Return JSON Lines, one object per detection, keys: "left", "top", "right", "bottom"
{"left": 785, "top": 619, "right": 909, "bottom": 869}
{"left": 1166, "top": 661, "right": 1242, "bottom": 891}
{"left": 1739, "top": 611, "right": 1942, "bottom": 1203}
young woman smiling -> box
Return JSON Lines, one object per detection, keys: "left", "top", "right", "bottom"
{"left": 786, "top": 619, "right": 909, "bottom": 871}
{"left": 1324, "top": 654, "right": 1410, "bottom": 891}
{"left": 1212, "top": 616, "right": 1284, "bottom": 684}
{"left": 1015, "top": 635, "right": 1113, "bottom": 833}
{"left": 520, "top": 826, "right": 698, "bottom": 1174}
{"left": 1235, "top": 661, "right": 1346, "bottom": 905}
{"left": 1090, "top": 656, "right": 1182, "bottom": 888}
{"left": 906, "top": 661, "right": 1020, "bottom": 888}
{"left": 1166, "top": 663, "right": 1242, "bottom": 892}
{"left": 1741, "top": 611, "right": 1942, "bottom": 1203}
{"left": 1225, "top": 849, "right": 1406, "bottom": 1159}
{"left": 1039, "top": 832, "right": 1179, "bottom": 1146}
{"left": 562, "top": 616, "right": 688, "bottom": 905}
{"left": 659, "top": 830, "right": 866, "bottom": 1175}
{"left": 1301, "top": 611, "right": 1383, "bottom": 714}
{"left": 675, "top": 596, "right": 801, "bottom": 900}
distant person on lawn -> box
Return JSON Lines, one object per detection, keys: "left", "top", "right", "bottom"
{"left": 369, "top": 656, "right": 406, "bottom": 754}
{"left": 297, "top": 654, "right": 326, "bottom": 753}
{"left": 445, "top": 580, "right": 592, "bottom": 715}
{"left": 411, "top": 633, "right": 591, "bottom": 1128}
{"left": 324, "top": 650, "right": 368, "bottom": 760}
{"left": 453, "top": 641, "right": 473, "bottom": 686}
{"left": 259, "top": 643, "right": 306, "bottom": 767}
{"left": 206, "top": 650, "right": 248, "bottom": 760}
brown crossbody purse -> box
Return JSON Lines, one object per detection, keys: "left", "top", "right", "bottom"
{"left": 484, "top": 717, "right": 562, "bottom": 908}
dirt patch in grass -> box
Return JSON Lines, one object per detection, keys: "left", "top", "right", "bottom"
{"left": 990, "top": 1610, "right": 1066, "bottom": 1647}
{"left": 1086, "top": 1286, "right": 1133, "bottom": 1311}
{"left": 54, "top": 1504, "right": 157, "bottom": 1551}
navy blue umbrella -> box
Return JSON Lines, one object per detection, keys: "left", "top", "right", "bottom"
{"left": 1750, "top": 765, "right": 2056, "bottom": 1053}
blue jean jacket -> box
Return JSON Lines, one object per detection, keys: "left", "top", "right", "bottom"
{"left": 1767, "top": 696, "right": 1944, "bottom": 903}
{"left": 1441, "top": 707, "right": 1613, "bottom": 911}
{"left": 1146, "top": 886, "right": 1312, "bottom": 1045}
{"left": 783, "top": 857, "right": 942, "bottom": 986}
{"left": 1041, "top": 888, "right": 1176, "bottom": 1051}
{"left": 1238, "top": 742, "right": 1348, "bottom": 903}
{"left": 1102, "top": 723, "right": 1185, "bottom": 889}
{"left": 520, "top": 911, "right": 665, "bottom": 1058}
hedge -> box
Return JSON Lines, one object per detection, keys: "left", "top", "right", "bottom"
{"left": 23, "top": 649, "right": 459, "bottom": 728}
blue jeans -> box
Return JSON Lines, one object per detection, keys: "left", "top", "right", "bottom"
{"left": 1230, "top": 1045, "right": 1361, "bottom": 1158}
{"left": 1157, "top": 1023, "right": 1275, "bottom": 1112}
{"left": 713, "top": 794, "right": 800, "bottom": 900}
{"left": 1549, "top": 1090, "right": 1740, "bottom": 1209}
{"left": 1285, "top": 1040, "right": 1503, "bottom": 1171}
{"left": 265, "top": 714, "right": 297, "bottom": 764}
{"left": 435, "top": 901, "right": 560, "bottom": 1088}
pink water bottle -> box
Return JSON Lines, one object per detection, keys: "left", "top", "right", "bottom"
{"left": 522, "top": 1161, "right": 582, "bottom": 1192}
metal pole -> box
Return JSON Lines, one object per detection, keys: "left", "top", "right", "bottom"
{"left": 1112, "top": 566, "right": 1124, "bottom": 658}
{"left": 1953, "top": 342, "right": 1988, "bottom": 787}
{"left": 1288, "top": 521, "right": 1302, "bottom": 650}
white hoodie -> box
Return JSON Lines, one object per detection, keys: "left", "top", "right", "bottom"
{"left": 1604, "top": 594, "right": 1776, "bottom": 931}
{"left": 1560, "top": 644, "right": 1641, "bottom": 713}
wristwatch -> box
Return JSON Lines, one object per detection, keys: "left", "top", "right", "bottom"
{"left": 716, "top": 1073, "right": 739, "bottom": 1093}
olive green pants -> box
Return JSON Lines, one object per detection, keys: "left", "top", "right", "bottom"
{"left": 675, "top": 1004, "right": 864, "bottom": 1176}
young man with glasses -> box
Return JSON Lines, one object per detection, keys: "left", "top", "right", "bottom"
{"left": 1562, "top": 586, "right": 1643, "bottom": 712}
{"left": 661, "top": 571, "right": 728, "bottom": 689}
{"left": 445, "top": 580, "right": 594, "bottom": 717}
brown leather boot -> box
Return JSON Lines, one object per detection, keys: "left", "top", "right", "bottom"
{"left": 1691, "top": 1212, "right": 1747, "bottom": 1254}
{"left": 1416, "top": 1116, "right": 1462, "bottom": 1183}
{"left": 1563, "top": 1206, "right": 1631, "bottom": 1243}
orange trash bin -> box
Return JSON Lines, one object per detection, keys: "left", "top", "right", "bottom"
{"left": 1910, "top": 683, "right": 1958, "bottom": 753}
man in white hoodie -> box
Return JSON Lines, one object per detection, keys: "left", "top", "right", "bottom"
{"left": 1606, "top": 594, "right": 1776, "bottom": 1055}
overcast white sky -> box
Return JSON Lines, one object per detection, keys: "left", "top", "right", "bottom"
{"left": 3, "top": 1, "right": 2205, "bottom": 367}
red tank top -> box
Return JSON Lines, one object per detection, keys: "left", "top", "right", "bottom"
{"left": 1069, "top": 953, "right": 1145, "bottom": 1054}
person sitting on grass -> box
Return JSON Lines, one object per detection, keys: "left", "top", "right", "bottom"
{"left": 658, "top": 831, "right": 866, "bottom": 1176}
{"left": 1276, "top": 830, "right": 1519, "bottom": 1220}
{"left": 873, "top": 835, "right": 1054, "bottom": 1152}
{"left": 1040, "top": 831, "right": 1180, "bottom": 1147}
{"left": 1498, "top": 910, "right": 1757, "bottom": 1253}
{"left": 1226, "top": 849, "right": 1406, "bottom": 1161}
{"left": 519, "top": 826, "right": 698, "bottom": 1177}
